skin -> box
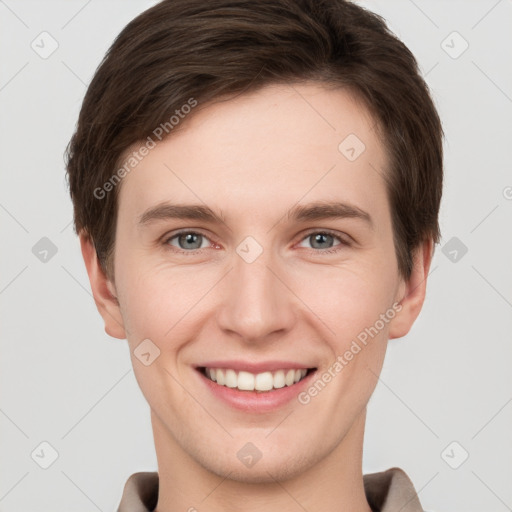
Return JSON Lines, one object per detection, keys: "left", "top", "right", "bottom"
{"left": 80, "top": 82, "right": 432, "bottom": 512}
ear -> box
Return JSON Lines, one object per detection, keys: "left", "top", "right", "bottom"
{"left": 388, "top": 238, "right": 434, "bottom": 340}
{"left": 79, "top": 232, "right": 127, "bottom": 340}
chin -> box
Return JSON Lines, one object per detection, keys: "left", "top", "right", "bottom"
{"left": 199, "top": 449, "right": 317, "bottom": 484}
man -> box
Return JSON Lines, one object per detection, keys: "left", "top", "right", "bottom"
{"left": 65, "top": 1, "right": 443, "bottom": 510}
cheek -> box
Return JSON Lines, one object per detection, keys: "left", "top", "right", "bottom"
{"left": 115, "top": 248, "right": 184, "bottom": 330}
{"left": 290, "top": 261, "right": 398, "bottom": 342}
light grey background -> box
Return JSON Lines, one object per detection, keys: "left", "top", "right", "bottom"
{"left": 1, "top": 1, "right": 511, "bottom": 511}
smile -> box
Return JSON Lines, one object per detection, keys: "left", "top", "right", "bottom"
{"left": 200, "top": 367, "right": 313, "bottom": 392}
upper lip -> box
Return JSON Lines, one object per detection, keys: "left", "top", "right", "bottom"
{"left": 195, "top": 360, "right": 316, "bottom": 373}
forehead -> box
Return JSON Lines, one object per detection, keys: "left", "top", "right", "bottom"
{"left": 116, "top": 82, "right": 389, "bottom": 225}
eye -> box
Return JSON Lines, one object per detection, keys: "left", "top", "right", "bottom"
{"left": 163, "top": 229, "right": 351, "bottom": 256}
{"left": 297, "top": 230, "right": 350, "bottom": 254}
{"left": 164, "top": 231, "right": 213, "bottom": 252}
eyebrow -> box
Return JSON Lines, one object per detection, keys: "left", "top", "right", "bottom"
{"left": 138, "top": 203, "right": 226, "bottom": 227}
{"left": 286, "top": 201, "right": 373, "bottom": 228}
{"left": 137, "top": 200, "right": 373, "bottom": 229}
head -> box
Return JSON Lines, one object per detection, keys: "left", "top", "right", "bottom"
{"left": 66, "top": 0, "right": 443, "bottom": 483}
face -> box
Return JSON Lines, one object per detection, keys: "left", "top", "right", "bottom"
{"left": 83, "top": 82, "right": 429, "bottom": 484}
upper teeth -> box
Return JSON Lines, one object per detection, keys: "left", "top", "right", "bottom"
{"left": 205, "top": 368, "right": 308, "bottom": 391}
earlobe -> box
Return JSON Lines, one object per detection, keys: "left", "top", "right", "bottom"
{"left": 79, "top": 232, "right": 127, "bottom": 340}
{"left": 388, "top": 238, "right": 434, "bottom": 340}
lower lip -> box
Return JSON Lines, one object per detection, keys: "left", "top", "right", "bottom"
{"left": 195, "top": 368, "right": 316, "bottom": 413}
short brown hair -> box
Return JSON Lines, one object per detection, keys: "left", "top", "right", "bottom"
{"left": 65, "top": 0, "right": 443, "bottom": 281}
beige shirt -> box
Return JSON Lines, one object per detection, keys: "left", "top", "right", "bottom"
{"left": 117, "top": 467, "right": 424, "bottom": 511}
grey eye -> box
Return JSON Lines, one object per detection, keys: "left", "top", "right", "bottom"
{"left": 168, "top": 232, "right": 209, "bottom": 250}
{"left": 308, "top": 233, "right": 335, "bottom": 249}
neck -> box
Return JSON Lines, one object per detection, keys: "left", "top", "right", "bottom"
{"left": 152, "top": 408, "right": 373, "bottom": 512}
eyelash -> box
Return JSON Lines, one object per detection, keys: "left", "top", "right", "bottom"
{"left": 162, "top": 229, "right": 351, "bottom": 256}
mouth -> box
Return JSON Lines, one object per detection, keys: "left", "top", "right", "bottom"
{"left": 197, "top": 366, "right": 316, "bottom": 393}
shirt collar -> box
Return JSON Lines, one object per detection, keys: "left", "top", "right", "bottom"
{"left": 117, "top": 467, "right": 424, "bottom": 512}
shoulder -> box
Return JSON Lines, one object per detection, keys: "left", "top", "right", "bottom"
{"left": 363, "top": 467, "right": 424, "bottom": 512}
{"left": 117, "top": 471, "right": 159, "bottom": 512}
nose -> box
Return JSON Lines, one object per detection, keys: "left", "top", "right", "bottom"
{"left": 215, "top": 243, "right": 296, "bottom": 344}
